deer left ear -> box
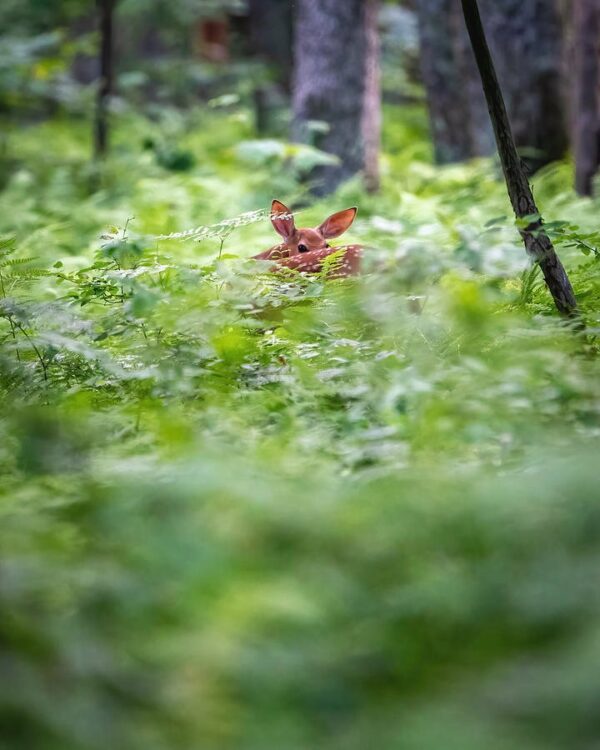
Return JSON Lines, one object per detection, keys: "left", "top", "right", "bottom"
{"left": 271, "top": 199, "right": 296, "bottom": 240}
{"left": 318, "top": 207, "right": 357, "bottom": 239}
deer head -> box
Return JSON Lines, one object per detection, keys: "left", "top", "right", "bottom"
{"left": 270, "top": 199, "right": 357, "bottom": 257}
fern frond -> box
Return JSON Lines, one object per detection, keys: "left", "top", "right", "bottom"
{"left": 2, "top": 269, "right": 52, "bottom": 281}
{"left": 0, "top": 236, "right": 16, "bottom": 256}
{"left": 0, "top": 257, "right": 39, "bottom": 268}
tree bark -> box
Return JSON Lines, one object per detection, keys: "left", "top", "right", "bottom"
{"left": 479, "top": 0, "right": 568, "bottom": 174}
{"left": 362, "top": 0, "right": 382, "bottom": 193}
{"left": 417, "top": 0, "right": 494, "bottom": 164}
{"left": 573, "top": 0, "right": 600, "bottom": 196}
{"left": 461, "top": 0, "right": 579, "bottom": 318}
{"left": 292, "top": 0, "right": 367, "bottom": 195}
{"left": 94, "top": 0, "right": 115, "bottom": 159}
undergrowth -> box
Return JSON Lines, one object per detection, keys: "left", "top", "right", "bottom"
{"left": 1, "top": 102, "right": 600, "bottom": 750}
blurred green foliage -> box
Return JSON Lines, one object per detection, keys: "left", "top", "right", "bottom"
{"left": 1, "top": 95, "right": 600, "bottom": 750}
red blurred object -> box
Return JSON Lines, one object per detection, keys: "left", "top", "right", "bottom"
{"left": 197, "top": 17, "right": 229, "bottom": 63}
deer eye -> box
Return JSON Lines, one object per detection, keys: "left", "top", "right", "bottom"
{"left": 298, "top": 243, "right": 308, "bottom": 253}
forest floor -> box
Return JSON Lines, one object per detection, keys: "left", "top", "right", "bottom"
{"left": 1, "top": 103, "right": 600, "bottom": 749}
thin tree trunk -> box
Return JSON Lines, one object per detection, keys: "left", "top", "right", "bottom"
{"left": 94, "top": 0, "right": 115, "bottom": 159}
{"left": 461, "top": 0, "right": 578, "bottom": 318}
{"left": 248, "top": 0, "right": 295, "bottom": 135}
{"left": 248, "top": 0, "right": 294, "bottom": 89}
{"left": 573, "top": 0, "right": 600, "bottom": 196}
{"left": 362, "top": 0, "right": 381, "bottom": 193}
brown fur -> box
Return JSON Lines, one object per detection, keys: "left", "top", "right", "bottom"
{"left": 253, "top": 199, "right": 361, "bottom": 277}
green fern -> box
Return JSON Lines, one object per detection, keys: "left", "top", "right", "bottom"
{"left": 518, "top": 262, "right": 543, "bottom": 305}
{"left": 0, "top": 236, "right": 16, "bottom": 256}
{"left": 0, "top": 256, "right": 39, "bottom": 268}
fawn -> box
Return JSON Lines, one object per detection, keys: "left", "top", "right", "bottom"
{"left": 253, "top": 200, "right": 362, "bottom": 277}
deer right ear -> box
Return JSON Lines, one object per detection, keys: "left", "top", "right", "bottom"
{"left": 271, "top": 199, "right": 296, "bottom": 240}
{"left": 318, "top": 207, "right": 357, "bottom": 239}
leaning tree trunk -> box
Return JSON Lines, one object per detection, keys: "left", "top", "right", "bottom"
{"left": 479, "top": 0, "right": 568, "bottom": 174}
{"left": 572, "top": 0, "right": 600, "bottom": 196}
{"left": 461, "top": 0, "right": 578, "bottom": 318}
{"left": 417, "top": 0, "right": 494, "bottom": 164}
{"left": 94, "top": 0, "right": 115, "bottom": 158}
{"left": 362, "top": 0, "right": 382, "bottom": 193}
{"left": 292, "top": 0, "right": 367, "bottom": 195}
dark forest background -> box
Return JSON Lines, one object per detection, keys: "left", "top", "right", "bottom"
{"left": 3, "top": 0, "right": 600, "bottom": 194}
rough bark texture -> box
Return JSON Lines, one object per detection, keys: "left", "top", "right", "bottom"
{"left": 417, "top": 0, "right": 494, "bottom": 164}
{"left": 362, "top": 0, "right": 382, "bottom": 193}
{"left": 479, "top": 0, "right": 568, "bottom": 173}
{"left": 292, "top": 0, "right": 366, "bottom": 195}
{"left": 248, "top": 0, "right": 294, "bottom": 87}
{"left": 94, "top": 0, "right": 115, "bottom": 158}
{"left": 461, "top": 0, "right": 578, "bottom": 318}
{"left": 573, "top": 0, "right": 600, "bottom": 196}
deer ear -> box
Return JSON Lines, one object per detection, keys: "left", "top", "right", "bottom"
{"left": 271, "top": 199, "right": 296, "bottom": 240}
{"left": 318, "top": 207, "right": 357, "bottom": 239}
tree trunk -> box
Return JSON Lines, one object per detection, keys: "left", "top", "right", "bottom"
{"left": 292, "top": 0, "right": 367, "bottom": 195}
{"left": 94, "top": 0, "right": 115, "bottom": 159}
{"left": 248, "top": 0, "right": 294, "bottom": 136}
{"left": 417, "top": 0, "right": 494, "bottom": 164}
{"left": 362, "top": 0, "right": 382, "bottom": 193}
{"left": 248, "top": 0, "right": 294, "bottom": 88}
{"left": 461, "top": 0, "right": 579, "bottom": 318}
{"left": 573, "top": 0, "right": 600, "bottom": 196}
{"left": 479, "top": 0, "right": 568, "bottom": 173}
